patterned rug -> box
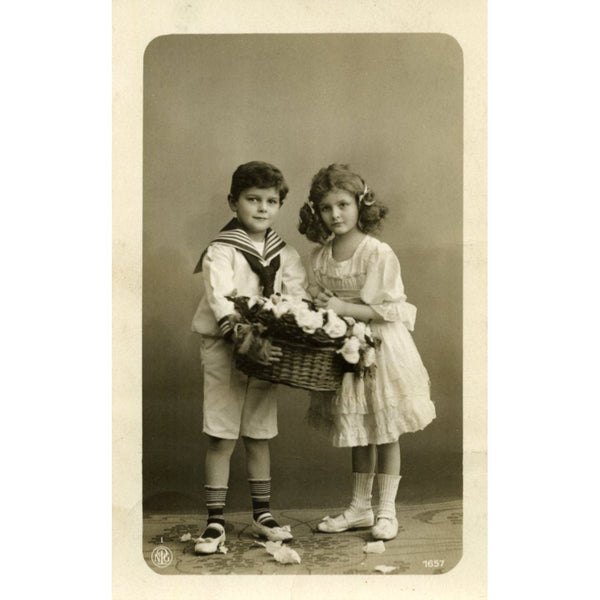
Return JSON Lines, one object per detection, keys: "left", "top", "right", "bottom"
{"left": 143, "top": 497, "right": 462, "bottom": 575}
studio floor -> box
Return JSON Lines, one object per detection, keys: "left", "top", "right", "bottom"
{"left": 143, "top": 497, "right": 462, "bottom": 576}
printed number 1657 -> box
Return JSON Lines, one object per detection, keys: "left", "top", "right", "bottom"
{"left": 423, "top": 559, "right": 445, "bottom": 568}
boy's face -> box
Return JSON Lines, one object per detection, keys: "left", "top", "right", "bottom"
{"left": 228, "top": 186, "right": 282, "bottom": 242}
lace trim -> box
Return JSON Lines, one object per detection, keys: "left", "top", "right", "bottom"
{"left": 305, "top": 403, "right": 436, "bottom": 448}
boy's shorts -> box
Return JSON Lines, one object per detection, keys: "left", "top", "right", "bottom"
{"left": 200, "top": 336, "right": 278, "bottom": 439}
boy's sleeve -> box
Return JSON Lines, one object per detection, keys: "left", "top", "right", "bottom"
{"left": 281, "top": 246, "right": 309, "bottom": 299}
{"left": 202, "top": 244, "right": 238, "bottom": 338}
{"left": 360, "top": 243, "right": 417, "bottom": 330}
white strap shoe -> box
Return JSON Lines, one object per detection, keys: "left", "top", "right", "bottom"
{"left": 251, "top": 513, "right": 293, "bottom": 542}
{"left": 317, "top": 508, "right": 375, "bottom": 533}
{"left": 194, "top": 523, "right": 226, "bottom": 554}
{"left": 371, "top": 516, "right": 399, "bottom": 541}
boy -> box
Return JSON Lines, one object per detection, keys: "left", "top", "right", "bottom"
{"left": 191, "top": 161, "right": 307, "bottom": 554}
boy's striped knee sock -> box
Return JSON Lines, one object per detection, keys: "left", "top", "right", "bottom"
{"left": 203, "top": 485, "right": 228, "bottom": 537}
{"left": 249, "top": 478, "right": 279, "bottom": 528}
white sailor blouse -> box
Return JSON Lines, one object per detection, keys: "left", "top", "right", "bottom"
{"left": 191, "top": 219, "right": 308, "bottom": 338}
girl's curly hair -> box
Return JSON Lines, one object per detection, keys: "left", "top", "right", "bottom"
{"left": 298, "top": 164, "right": 388, "bottom": 244}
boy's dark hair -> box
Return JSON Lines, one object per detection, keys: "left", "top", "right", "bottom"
{"left": 229, "top": 161, "right": 289, "bottom": 202}
{"left": 298, "top": 163, "right": 388, "bottom": 244}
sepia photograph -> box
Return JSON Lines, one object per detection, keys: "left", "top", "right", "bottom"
{"left": 142, "top": 32, "right": 463, "bottom": 575}
{"left": 113, "top": 2, "right": 487, "bottom": 598}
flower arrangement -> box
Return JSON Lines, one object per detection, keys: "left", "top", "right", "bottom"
{"left": 227, "top": 294, "right": 379, "bottom": 388}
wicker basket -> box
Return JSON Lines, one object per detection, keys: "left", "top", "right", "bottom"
{"left": 235, "top": 338, "right": 346, "bottom": 392}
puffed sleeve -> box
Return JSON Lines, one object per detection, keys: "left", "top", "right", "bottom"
{"left": 360, "top": 243, "right": 417, "bottom": 330}
{"left": 202, "top": 244, "right": 237, "bottom": 335}
{"left": 280, "top": 246, "right": 310, "bottom": 300}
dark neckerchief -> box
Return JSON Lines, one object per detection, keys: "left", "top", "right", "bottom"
{"left": 194, "top": 218, "right": 286, "bottom": 297}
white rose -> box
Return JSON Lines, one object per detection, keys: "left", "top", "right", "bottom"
{"left": 262, "top": 299, "right": 275, "bottom": 312}
{"left": 295, "top": 306, "right": 324, "bottom": 333}
{"left": 363, "top": 346, "right": 376, "bottom": 367}
{"left": 338, "top": 336, "right": 361, "bottom": 364}
{"left": 288, "top": 297, "right": 307, "bottom": 311}
{"left": 271, "top": 299, "right": 291, "bottom": 318}
{"left": 323, "top": 309, "right": 348, "bottom": 338}
{"left": 351, "top": 321, "right": 367, "bottom": 342}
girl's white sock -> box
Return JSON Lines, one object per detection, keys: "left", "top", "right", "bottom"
{"left": 376, "top": 474, "right": 402, "bottom": 520}
{"left": 348, "top": 472, "right": 375, "bottom": 514}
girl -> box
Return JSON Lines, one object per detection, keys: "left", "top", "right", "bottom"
{"left": 298, "top": 164, "right": 436, "bottom": 541}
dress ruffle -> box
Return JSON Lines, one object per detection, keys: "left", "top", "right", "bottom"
{"left": 306, "top": 236, "right": 436, "bottom": 447}
{"left": 306, "top": 392, "right": 436, "bottom": 447}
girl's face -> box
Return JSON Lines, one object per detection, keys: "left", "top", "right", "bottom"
{"left": 318, "top": 189, "right": 359, "bottom": 237}
{"left": 228, "top": 186, "right": 282, "bottom": 242}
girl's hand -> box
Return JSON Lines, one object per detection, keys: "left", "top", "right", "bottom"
{"left": 314, "top": 289, "right": 346, "bottom": 315}
{"left": 314, "top": 288, "right": 334, "bottom": 308}
{"left": 325, "top": 295, "right": 346, "bottom": 315}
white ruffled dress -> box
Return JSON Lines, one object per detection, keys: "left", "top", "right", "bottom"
{"left": 306, "top": 235, "right": 436, "bottom": 447}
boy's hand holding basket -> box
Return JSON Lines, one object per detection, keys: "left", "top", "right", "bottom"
{"left": 227, "top": 294, "right": 379, "bottom": 392}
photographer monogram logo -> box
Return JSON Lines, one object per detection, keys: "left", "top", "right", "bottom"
{"left": 151, "top": 538, "right": 173, "bottom": 568}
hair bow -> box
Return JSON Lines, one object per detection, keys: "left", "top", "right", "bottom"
{"left": 358, "top": 183, "right": 375, "bottom": 206}
{"left": 304, "top": 201, "right": 316, "bottom": 216}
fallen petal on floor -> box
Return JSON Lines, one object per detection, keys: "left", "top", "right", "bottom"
{"left": 374, "top": 564, "right": 397, "bottom": 574}
{"left": 254, "top": 540, "right": 301, "bottom": 564}
{"left": 265, "top": 541, "right": 283, "bottom": 555}
{"left": 363, "top": 541, "right": 386, "bottom": 554}
{"left": 272, "top": 546, "right": 301, "bottom": 564}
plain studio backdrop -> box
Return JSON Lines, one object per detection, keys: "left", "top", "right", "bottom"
{"left": 142, "top": 33, "right": 463, "bottom": 513}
